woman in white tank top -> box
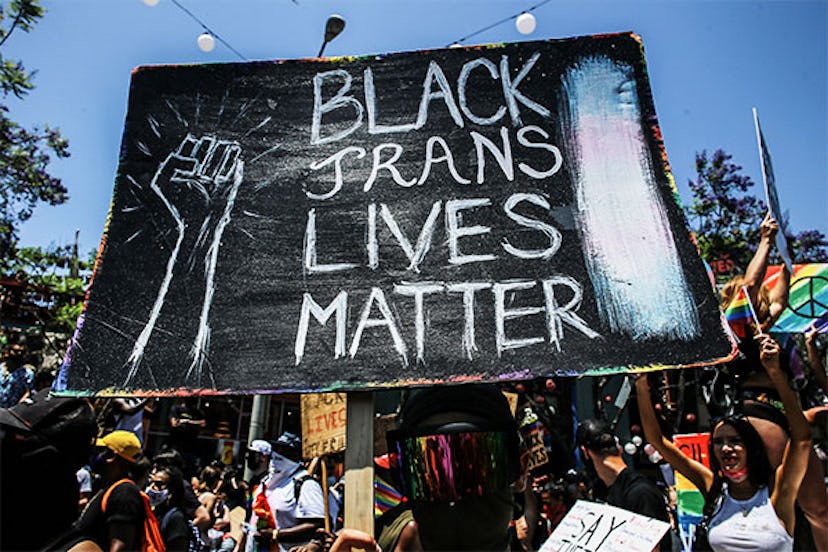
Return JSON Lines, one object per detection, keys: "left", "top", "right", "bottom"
{"left": 635, "top": 336, "right": 811, "bottom": 551}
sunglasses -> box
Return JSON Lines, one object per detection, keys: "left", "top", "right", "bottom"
{"left": 386, "top": 427, "right": 518, "bottom": 503}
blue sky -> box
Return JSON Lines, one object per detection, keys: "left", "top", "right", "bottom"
{"left": 6, "top": 0, "right": 827, "bottom": 255}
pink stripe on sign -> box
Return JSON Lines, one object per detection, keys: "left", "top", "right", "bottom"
{"left": 560, "top": 57, "right": 699, "bottom": 341}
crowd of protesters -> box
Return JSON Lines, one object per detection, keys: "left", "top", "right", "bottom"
{"left": 1, "top": 214, "right": 827, "bottom": 552}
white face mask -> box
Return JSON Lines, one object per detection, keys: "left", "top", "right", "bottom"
{"left": 146, "top": 487, "right": 169, "bottom": 508}
{"left": 268, "top": 452, "right": 300, "bottom": 484}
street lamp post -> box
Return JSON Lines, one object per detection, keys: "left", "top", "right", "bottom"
{"left": 317, "top": 15, "right": 346, "bottom": 57}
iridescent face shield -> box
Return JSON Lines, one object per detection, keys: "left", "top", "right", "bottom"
{"left": 387, "top": 425, "right": 519, "bottom": 503}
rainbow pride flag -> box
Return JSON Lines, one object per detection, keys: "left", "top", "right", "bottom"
{"left": 674, "top": 433, "right": 711, "bottom": 552}
{"left": 375, "top": 474, "right": 405, "bottom": 518}
{"left": 769, "top": 264, "right": 828, "bottom": 334}
{"left": 724, "top": 287, "right": 753, "bottom": 338}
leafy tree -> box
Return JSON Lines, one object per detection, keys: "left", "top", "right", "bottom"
{"left": 686, "top": 149, "right": 827, "bottom": 277}
{"left": 0, "top": 0, "right": 70, "bottom": 271}
{"left": 789, "top": 229, "right": 828, "bottom": 264}
{"left": 2, "top": 244, "right": 94, "bottom": 333}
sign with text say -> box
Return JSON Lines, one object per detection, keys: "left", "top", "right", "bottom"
{"left": 540, "top": 500, "right": 670, "bottom": 552}
{"left": 301, "top": 392, "right": 347, "bottom": 458}
{"left": 57, "top": 32, "right": 732, "bottom": 394}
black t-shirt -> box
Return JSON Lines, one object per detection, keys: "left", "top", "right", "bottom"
{"left": 183, "top": 483, "right": 201, "bottom": 519}
{"left": 606, "top": 468, "right": 672, "bottom": 550}
{"left": 71, "top": 480, "right": 146, "bottom": 550}
{"left": 169, "top": 404, "right": 205, "bottom": 446}
{"left": 159, "top": 506, "right": 192, "bottom": 550}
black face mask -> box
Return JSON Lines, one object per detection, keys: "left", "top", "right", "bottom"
{"left": 412, "top": 489, "right": 514, "bottom": 551}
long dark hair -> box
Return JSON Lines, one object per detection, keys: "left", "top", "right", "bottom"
{"left": 702, "top": 415, "right": 772, "bottom": 520}
{"left": 155, "top": 465, "right": 187, "bottom": 512}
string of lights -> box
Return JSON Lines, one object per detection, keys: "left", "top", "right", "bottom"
{"left": 447, "top": 0, "right": 554, "bottom": 47}
{"left": 169, "top": 0, "right": 247, "bottom": 59}
{"left": 143, "top": 0, "right": 248, "bottom": 59}
{"left": 144, "top": 0, "right": 553, "bottom": 58}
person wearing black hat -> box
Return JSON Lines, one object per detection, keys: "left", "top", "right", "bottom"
{"left": 244, "top": 431, "right": 329, "bottom": 552}
{"left": 327, "top": 384, "right": 527, "bottom": 552}
{"left": 575, "top": 418, "right": 672, "bottom": 551}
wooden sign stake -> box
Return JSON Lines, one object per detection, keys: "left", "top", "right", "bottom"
{"left": 344, "top": 391, "right": 374, "bottom": 534}
{"left": 321, "top": 457, "right": 331, "bottom": 534}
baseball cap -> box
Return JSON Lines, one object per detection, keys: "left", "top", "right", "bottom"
{"left": 96, "top": 430, "right": 143, "bottom": 463}
{"left": 248, "top": 439, "right": 272, "bottom": 455}
{"left": 274, "top": 431, "right": 301, "bottom": 453}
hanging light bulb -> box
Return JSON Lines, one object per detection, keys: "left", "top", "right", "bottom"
{"left": 142, "top": 0, "right": 160, "bottom": 6}
{"left": 197, "top": 32, "right": 215, "bottom": 53}
{"left": 515, "top": 12, "right": 536, "bottom": 35}
{"left": 449, "top": 42, "right": 463, "bottom": 49}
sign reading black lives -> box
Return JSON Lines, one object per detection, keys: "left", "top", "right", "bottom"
{"left": 58, "top": 33, "right": 733, "bottom": 395}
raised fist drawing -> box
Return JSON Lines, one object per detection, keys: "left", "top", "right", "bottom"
{"left": 123, "top": 134, "right": 244, "bottom": 389}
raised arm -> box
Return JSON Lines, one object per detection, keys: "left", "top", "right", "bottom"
{"left": 743, "top": 213, "right": 777, "bottom": 300}
{"left": 759, "top": 336, "right": 811, "bottom": 533}
{"left": 634, "top": 374, "right": 713, "bottom": 495}
{"left": 766, "top": 263, "right": 790, "bottom": 328}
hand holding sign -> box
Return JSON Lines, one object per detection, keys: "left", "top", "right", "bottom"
{"left": 759, "top": 212, "right": 779, "bottom": 243}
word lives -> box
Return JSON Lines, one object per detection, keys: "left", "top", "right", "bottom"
{"left": 300, "top": 393, "right": 347, "bottom": 458}
{"left": 294, "top": 51, "right": 602, "bottom": 367}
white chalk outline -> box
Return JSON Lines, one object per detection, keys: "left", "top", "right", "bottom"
{"left": 122, "top": 134, "right": 243, "bottom": 388}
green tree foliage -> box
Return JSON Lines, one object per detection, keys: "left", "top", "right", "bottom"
{"left": 687, "top": 149, "right": 827, "bottom": 276}
{"left": 0, "top": 0, "right": 70, "bottom": 270}
{"left": 3, "top": 244, "right": 94, "bottom": 332}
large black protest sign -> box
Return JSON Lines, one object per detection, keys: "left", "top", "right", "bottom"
{"left": 57, "top": 32, "right": 733, "bottom": 394}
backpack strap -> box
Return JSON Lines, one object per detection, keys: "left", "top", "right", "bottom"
{"left": 294, "top": 474, "right": 315, "bottom": 502}
{"left": 102, "top": 478, "right": 135, "bottom": 512}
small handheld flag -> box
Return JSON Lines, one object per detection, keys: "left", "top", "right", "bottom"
{"left": 724, "top": 287, "right": 752, "bottom": 338}
{"left": 725, "top": 285, "right": 763, "bottom": 338}
{"left": 374, "top": 474, "right": 405, "bottom": 518}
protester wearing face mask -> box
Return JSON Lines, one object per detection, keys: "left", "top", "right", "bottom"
{"left": 327, "top": 385, "right": 528, "bottom": 552}
{"left": 154, "top": 448, "right": 213, "bottom": 534}
{"left": 54, "top": 430, "right": 151, "bottom": 551}
{"left": 148, "top": 466, "right": 192, "bottom": 552}
{"left": 244, "top": 432, "right": 328, "bottom": 552}
{"left": 246, "top": 439, "right": 273, "bottom": 497}
{"left": 635, "top": 336, "right": 811, "bottom": 552}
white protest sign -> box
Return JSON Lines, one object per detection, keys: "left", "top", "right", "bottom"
{"left": 753, "top": 107, "right": 793, "bottom": 272}
{"left": 540, "top": 500, "right": 670, "bottom": 552}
